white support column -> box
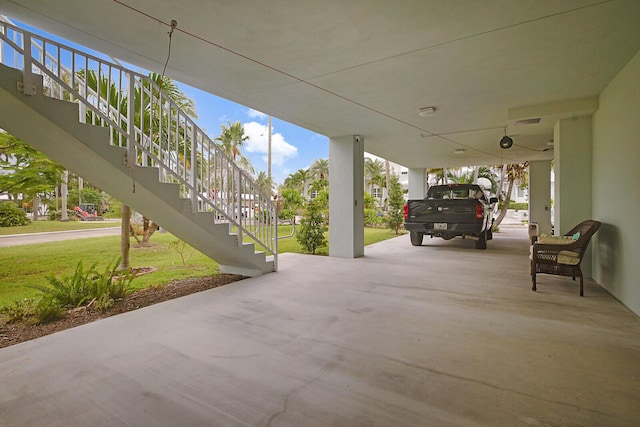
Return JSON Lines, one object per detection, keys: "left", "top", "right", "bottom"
{"left": 554, "top": 117, "right": 593, "bottom": 233}
{"left": 554, "top": 116, "right": 594, "bottom": 275}
{"left": 329, "top": 135, "right": 364, "bottom": 258}
{"left": 528, "top": 160, "right": 552, "bottom": 235}
{"left": 408, "top": 168, "right": 426, "bottom": 199}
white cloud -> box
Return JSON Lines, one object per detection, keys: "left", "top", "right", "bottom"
{"left": 243, "top": 121, "right": 297, "bottom": 166}
{"left": 247, "top": 109, "right": 267, "bottom": 120}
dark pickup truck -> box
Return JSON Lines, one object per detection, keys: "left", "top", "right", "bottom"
{"left": 403, "top": 184, "right": 498, "bottom": 249}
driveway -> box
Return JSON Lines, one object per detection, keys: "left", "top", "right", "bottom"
{"left": 0, "top": 226, "right": 120, "bottom": 247}
{"left": 1, "top": 225, "right": 639, "bottom": 426}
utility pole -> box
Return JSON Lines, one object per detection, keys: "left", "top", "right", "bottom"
{"left": 268, "top": 115, "right": 272, "bottom": 179}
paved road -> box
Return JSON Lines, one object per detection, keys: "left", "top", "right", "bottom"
{"left": 0, "top": 227, "right": 120, "bottom": 247}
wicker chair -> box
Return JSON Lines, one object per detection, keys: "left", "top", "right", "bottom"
{"left": 530, "top": 220, "right": 602, "bottom": 296}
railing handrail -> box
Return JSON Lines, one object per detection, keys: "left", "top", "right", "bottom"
{"left": 0, "top": 21, "right": 277, "bottom": 268}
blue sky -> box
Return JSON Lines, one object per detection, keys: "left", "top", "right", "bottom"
{"left": 12, "top": 19, "right": 329, "bottom": 185}
{"left": 179, "top": 83, "right": 328, "bottom": 185}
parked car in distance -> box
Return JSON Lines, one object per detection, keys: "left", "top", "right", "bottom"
{"left": 403, "top": 184, "right": 498, "bottom": 249}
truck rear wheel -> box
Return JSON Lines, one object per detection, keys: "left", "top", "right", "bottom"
{"left": 475, "top": 230, "right": 487, "bottom": 249}
{"left": 410, "top": 231, "right": 424, "bottom": 246}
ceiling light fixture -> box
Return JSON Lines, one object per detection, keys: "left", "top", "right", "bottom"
{"left": 454, "top": 148, "right": 465, "bottom": 154}
{"left": 418, "top": 106, "right": 437, "bottom": 117}
{"left": 499, "top": 127, "right": 513, "bottom": 149}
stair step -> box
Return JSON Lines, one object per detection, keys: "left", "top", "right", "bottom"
{"left": 0, "top": 63, "right": 274, "bottom": 276}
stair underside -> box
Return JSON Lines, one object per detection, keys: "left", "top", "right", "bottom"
{"left": 0, "top": 64, "right": 273, "bottom": 276}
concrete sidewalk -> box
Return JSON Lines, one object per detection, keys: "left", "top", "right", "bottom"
{"left": 0, "top": 226, "right": 120, "bottom": 247}
{"left": 1, "top": 226, "right": 639, "bottom": 426}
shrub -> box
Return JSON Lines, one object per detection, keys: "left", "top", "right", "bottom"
{"left": 385, "top": 176, "right": 404, "bottom": 234}
{"left": 47, "top": 209, "right": 76, "bottom": 221}
{"left": 0, "top": 202, "right": 30, "bottom": 227}
{"left": 296, "top": 197, "right": 327, "bottom": 255}
{"left": 364, "top": 208, "right": 382, "bottom": 227}
{"left": 510, "top": 202, "right": 528, "bottom": 211}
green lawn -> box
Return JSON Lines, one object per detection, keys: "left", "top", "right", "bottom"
{"left": 272, "top": 225, "right": 404, "bottom": 255}
{"left": 0, "top": 225, "right": 403, "bottom": 309}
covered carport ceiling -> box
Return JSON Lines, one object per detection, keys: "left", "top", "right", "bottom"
{"left": 2, "top": 0, "right": 639, "bottom": 168}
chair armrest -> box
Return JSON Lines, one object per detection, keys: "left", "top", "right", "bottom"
{"left": 533, "top": 241, "right": 579, "bottom": 252}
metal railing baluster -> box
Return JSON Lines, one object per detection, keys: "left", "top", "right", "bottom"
{"left": 0, "top": 22, "right": 277, "bottom": 269}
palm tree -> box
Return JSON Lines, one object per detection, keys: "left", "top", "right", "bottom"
{"left": 309, "top": 158, "right": 329, "bottom": 181}
{"left": 493, "top": 162, "right": 528, "bottom": 227}
{"left": 364, "top": 157, "right": 385, "bottom": 197}
{"left": 255, "top": 171, "right": 274, "bottom": 198}
{"left": 371, "top": 173, "right": 386, "bottom": 210}
{"left": 80, "top": 69, "right": 198, "bottom": 268}
{"left": 215, "top": 120, "right": 253, "bottom": 173}
{"left": 427, "top": 168, "right": 446, "bottom": 186}
{"left": 283, "top": 168, "right": 312, "bottom": 198}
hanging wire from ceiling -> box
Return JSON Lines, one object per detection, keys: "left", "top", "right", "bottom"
{"left": 111, "top": 0, "right": 532, "bottom": 163}
{"left": 160, "top": 19, "right": 177, "bottom": 84}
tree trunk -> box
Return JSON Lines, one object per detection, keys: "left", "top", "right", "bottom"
{"left": 33, "top": 196, "right": 40, "bottom": 221}
{"left": 493, "top": 178, "right": 514, "bottom": 227}
{"left": 385, "top": 159, "right": 391, "bottom": 211}
{"left": 60, "top": 170, "right": 69, "bottom": 221}
{"left": 118, "top": 204, "right": 131, "bottom": 271}
{"left": 142, "top": 217, "right": 160, "bottom": 243}
{"left": 497, "top": 165, "right": 507, "bottom": 200}
{"left": 78, "top": 176, "right": 83, "bottom": 204}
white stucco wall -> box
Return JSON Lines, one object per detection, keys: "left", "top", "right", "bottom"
{"left": 592, "top": 49, "right": 640, "bottom": 315}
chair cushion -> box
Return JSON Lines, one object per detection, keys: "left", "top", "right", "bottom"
{"left": 538, "top": 235, "right": 574, "bottom": 245}
{"left": 557, "top": 250, "right": 580, "bottom": 265}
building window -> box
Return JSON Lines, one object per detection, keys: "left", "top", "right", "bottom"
{"left": 373, "top": 187, "right": 382, "bottom": 199}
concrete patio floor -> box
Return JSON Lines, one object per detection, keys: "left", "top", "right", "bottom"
{"left": 1, "top": 225, "right": 639, "bottom": 426}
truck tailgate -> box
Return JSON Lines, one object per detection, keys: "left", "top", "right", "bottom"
{"left": 407, "top": 199, "right": 478, "bottom": 225}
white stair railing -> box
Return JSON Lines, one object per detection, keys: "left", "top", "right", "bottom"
{"left": 0, "top": 22, "right": 277, "bottom": 268}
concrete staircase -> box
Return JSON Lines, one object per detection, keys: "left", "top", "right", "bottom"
{"left": 0, "top": 63, "right": 274, "bottom": 276}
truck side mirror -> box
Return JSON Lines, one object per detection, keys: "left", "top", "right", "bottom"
{"left": 489, "top": 197, "right": 499, "bottom": 204}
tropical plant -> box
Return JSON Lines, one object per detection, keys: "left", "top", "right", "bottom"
{"left": 34, "top": 295, "right": 64, "bottom": 324}
{"left": 215, "top": 120, "right": 254, "bottom": 173}
{"left": 365, "top": 157, "right": 385, "bottom": 197}
{"left": 446, "top": 166, "right": 499, "bottom": 194}
{"left": 385, "top": 175, "right": 405, "bottom": 234}
{"left": 29, "top": 258, "right": 135, "bottom": 312}
{"left": 309, "top": 158, "right": 329, "bottom": 181}
{"left": 79, "top": 69, "right": 199, "bottom": 266}
{"left": 278, "top": 188, "right": 305, "bottom": 222}
{"left": 283, "top": 168, "right": 313, "bottom": 198}
{"left": 255, "top": 171, "right": 274, "bottom": 197}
